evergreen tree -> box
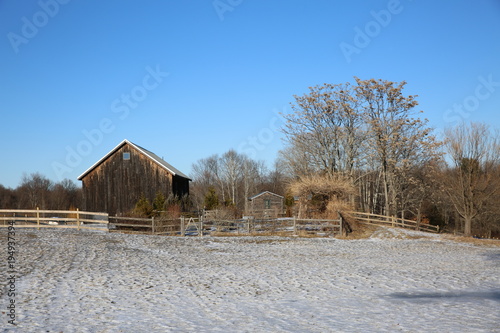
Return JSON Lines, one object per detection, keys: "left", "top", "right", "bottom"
{"left": 134, "top": 194, "right": 153, "bottom": 217}
{"left": 204, "top": 186, "right": 219, "bottom": 210}
{"left": 152, "top": 191, "right": 166, "bottom": 214}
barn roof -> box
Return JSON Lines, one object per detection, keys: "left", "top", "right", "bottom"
{"left": 249, "top": 191, "right": 284, "bottom": 201}
{"left": 77, "top": 139, "right": 191, "bottom": 180}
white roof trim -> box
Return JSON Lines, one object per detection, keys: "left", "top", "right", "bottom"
{"left": 77, "top": 139, "right": 129, "bottom": 180}
{"left": 77, "top": 139, "right": 191, "bottom": 180}
{"left": 249, "top": 191, "right": 284, "bottom": 200}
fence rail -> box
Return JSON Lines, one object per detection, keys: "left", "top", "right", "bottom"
{"left": 7, "top": 209, "right": 439, "bottom": 235}
{"left": 108, "top": 216, "right": 183, "bottom": 235}
{"left": 0, "top": 208, "right": 108, "bottom": 231}
{"left": 187, "top": 217, "right": 345, "bottom": 237}
{"left": 107, "top": 215, "right": 347, "bottom": 237}
{"left": 348, "top": 211, "right": 439, "bottom": 233}
{"left": 0, "top": 208, "right": 439, "bottom": 235}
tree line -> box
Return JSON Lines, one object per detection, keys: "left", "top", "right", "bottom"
{"left": 0, "top": 173, "right": 81, "bottom": 210}
{"left": 190, "top": 78, "right": 500, "bottom": 237}
{"left": 190, "top": 150, "right": 288, "bottom": 214}
{"left": 2, "top": 78, "right": 498, "bottom": 237}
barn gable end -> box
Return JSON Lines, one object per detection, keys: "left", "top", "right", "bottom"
{"left": 248, "top": 191, "right": 285, "bottom": 218}
{"left": 77, "top": 139, "right": 190, "bottom": 215}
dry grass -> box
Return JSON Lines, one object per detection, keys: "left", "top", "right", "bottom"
{"left": 289, "top": 174, "right": 355, "bottom": 219}
{"left": 338, "top": 220, "right": 500, "bottom": 245}
{"left": 336, "top": 221, "right": 381, "bottom": 240}
{"left": 441, "top": 234, "right": 500, "bottom": 247}
{"left": 109, "top": 230, "right": 152, "bottom": 235}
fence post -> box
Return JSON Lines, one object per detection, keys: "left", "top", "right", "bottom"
{"left": 339, "top": 213, "right": 343, "bottom": 237}
{"left": 180, "top": 217, "right": 185, "bottom": 236}
{"left": 293, "top": 216, "right": 297, "bottom": 236}
{"left": 37, "top": 207, "right": 40, "bottom": 230}
{"left": 77, "top": 208, "right": 80, "bottom": 231}
{"left": 199, "top": 219, "right": 203, "bottom": 237}
{"left": 152, "top": 216, "right": 155, "bottom": 235}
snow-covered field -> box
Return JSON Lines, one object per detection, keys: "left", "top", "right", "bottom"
{"left": 1, "top": 228, "right": 499, "bottom": 332}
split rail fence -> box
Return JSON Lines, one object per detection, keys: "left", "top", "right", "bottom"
{"left": 349, "top": 211, "right": 439, "bottom": 233}
{"left": 0, "top": 209, "right": 348, "bottom": 237}
{"left": 0, "top": 208, "right": 108, "bottom": 231}
{"left": 1, "top": 209, "right": 439, "bottom": 235}
{"left": 108, "top": 216, "right": 348, "bottom": 237}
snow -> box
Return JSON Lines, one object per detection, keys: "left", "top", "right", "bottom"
{"left": 1, "top": 228, "right": 499, "bottom": 332}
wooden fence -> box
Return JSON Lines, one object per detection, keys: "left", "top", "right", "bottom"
{"left": 0, "top": 208, "right": 438, "bottom": 235}
{"left": 107, "top": 216, "right": 347, "bottom": 237}
{"left": 348, "top": 211, "right": 439, "bottom": 233}
{"left": 0, "top": 208, "right": 109, "bottom": 231}
{"left": 108, "top": 216, "right": 184, "bottom": 235}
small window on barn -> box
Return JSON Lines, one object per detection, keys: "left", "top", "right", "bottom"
{"left": 123, "top": 152, "right": 130, "bottom": 160}
{"left": 264, "top": 199, "right": 271, "bottom": 209}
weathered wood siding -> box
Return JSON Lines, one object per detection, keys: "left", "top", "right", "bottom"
{"left": 249, "top": 192, "right": 284, "bottom": 218}
{"left": 81, "top": 142, "right": 188, "bottom": 215}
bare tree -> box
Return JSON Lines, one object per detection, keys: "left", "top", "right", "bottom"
{"left": 191, "top": 150, "right": 269, "bottom": 213}
{"left": 17, "top": 172, "right": 53, "bottom": 209}
{"left": 0, "top": 185, "right": 17, "bottom": 208}
{"left": 278, "top": 144, "right": 316, "bottom": 178}
{"left": 241, "top": 156, "right": 264, "bottom": 214}
{"left": 400, "top": 160, "right": 441, "bottom": 224}
{"left": 220, "top": 149, "right": 243, "bottom": 206}
{"left": 281, "top": 83, "right": 365, "bottom": 178}
{"left": 355, "top": 77, "right": 440, "bottom": 216}
{"left": 443, "top": 122, "right": 500, "bottom": 236}
{"left": 191, "top": 154, "right": 227, "bottom": 209}
{"left": 280, "top": 78, "right": 440, "bottom": 217}
{"left": 50, "top": 179, "right": 81, "bottom": 209}
{"left": 263, "top": 160, "right": 286, "bottom": 195}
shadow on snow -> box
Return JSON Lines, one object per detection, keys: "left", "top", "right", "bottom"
{"left": 387, "top": 290, "right": 500, "bottom": 303}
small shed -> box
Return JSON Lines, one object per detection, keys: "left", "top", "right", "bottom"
{"left": 248, "top": 191, "right": 284, "bottom": 218}
{"left": 77, "top": 139, "right": 190, "bottom": 215}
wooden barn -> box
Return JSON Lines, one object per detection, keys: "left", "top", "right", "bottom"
{"left": 77, "top": 139, "right": 190, "bottom": 215}
{"left": 248, "top": 191, "right": 284, "bottom": 218}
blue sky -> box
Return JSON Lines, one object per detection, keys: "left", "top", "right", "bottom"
{"left": 1, "top": 0, "right": 499, "bottom": 189}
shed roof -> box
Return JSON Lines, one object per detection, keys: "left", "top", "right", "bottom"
{"left": 249, "top": 191, "right": 284, "bottom": 201}
{"left": 77, "top": 139, "right": 191, "bottom": 180}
